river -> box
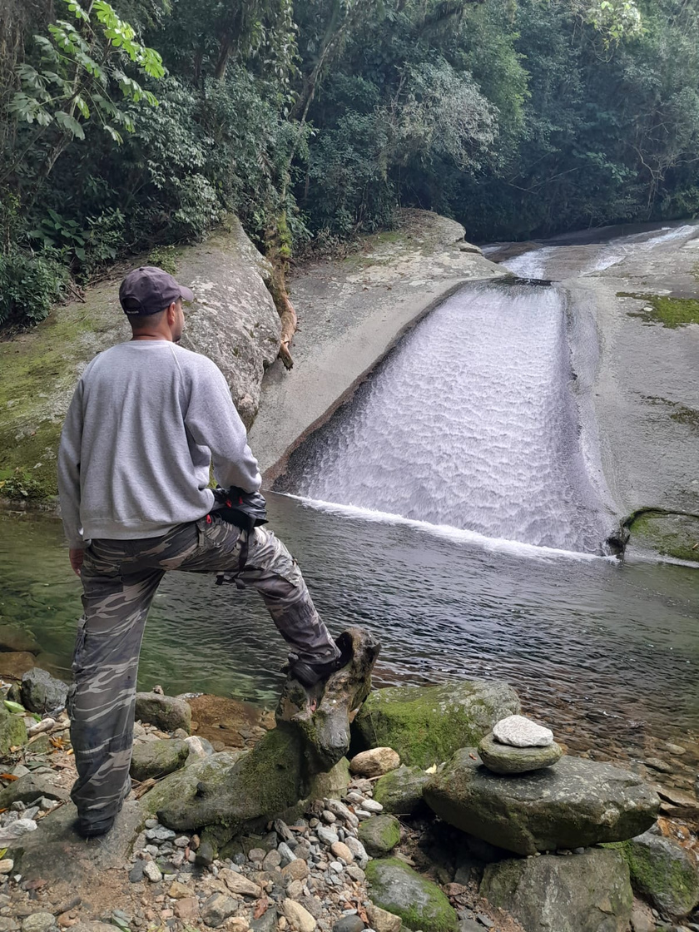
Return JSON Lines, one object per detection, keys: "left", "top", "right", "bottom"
{"left": 1, "top": 224, "right": 698, "bottom": 791}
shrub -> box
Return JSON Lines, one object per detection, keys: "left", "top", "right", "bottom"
{"left": 0, "top": 248, "right": 67, "bottom": 328}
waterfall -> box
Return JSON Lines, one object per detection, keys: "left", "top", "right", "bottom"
{"left": 279, "top": 282, "right": 608, "bottom": 553}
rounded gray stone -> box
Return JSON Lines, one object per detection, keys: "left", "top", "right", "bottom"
{"left": 21, "top": 915, "right": 56, "bottom": 932}
{"left": 479, "top": 733, "right": 562, "bottom": 774}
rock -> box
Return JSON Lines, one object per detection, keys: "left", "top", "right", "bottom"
{"left": 276, "top": 627, "right": 381, "bottom": 771}
{"left": 344, "top": 836, "right": 369, "bottom": 865}
{"left": 201, "top": 893, "right": 239, "bottom": 927}
{"left": 492, "top": 715, "right": 553, "bottom": 747}
{"left": 358, "top": 815, "right": 401, "bottom": 857}
{"left": 143, "top": 862, "right": 162, "bottom": 883}
{"left": 478, "top": 733, "right": 563, "bottom": 774}
{"left": 0, "top": 860, "right": 13, "bottom": 874}
{"left": 630, "top": 898, "right": 655, "bottom": 932}
{"left": 317, "top": 826, "right": 339, "bottom": 847}
{"left": 281, "top": 860, "right": 309, "bottom": 883}
{"left": 305, "top": 758, "right": 351, "bottom": 801}
{"left": 0, "top": 701, "right": 27, "bottom": 755}
{"left": 222, "top": 870, "right": 262, "bottom": 897}
{"left": 20, "top": 669, "right": 68, "bottom": 713}
{"left": 349, "top": 749, "right": 400, "bottom": 778}
{"left": 251, "top": 907, "right": 278, "bottom": 932}
{"left": 480, "top": 848, "right": 633, "bottom": 932}
{"left": 355, "top": 680, "right": 520, "bottom": 769}
{"left": 21, "top": 915, "right": 56, "bottom": 932}
{"left": 0, "top": 774, "right": 69, "bottom": 810}
{"left": 366, "top": 857, "right": 458, "bottom": 932}
{"left": 332, "top": 918, "right": 364, "bottom": 932}
{"left": 70, "top": 925, "right": 116, "bottom": 932}
{"left": 134, "top": 692, "right": 192, "bottom": 733}
{"left": 282, "top": 899, "right": 316, "bottom": 932}
{"left": 330, "top": 841, "right": 354, "bottom": 863}
{"left": 424, "top": 749, "right": 659, "bottom": 856}
{"left": 619, "top": 829, "right": 699, "bottom": 917}
{"left": 361, "top": 798, "right": 383, "bottom": 813}
{"left": 184, "top": 735, "right": 214, "bottom": 760}
{"left": 373, "top": 765, "right": 430, "bottom": 816}
{"left": 365, "top": 905, "right": 401, "bottom": 932}
{"left": 0, "top": 652, "right": 36, "bottom": 680}
{"left": 0, "top": 625, "right": 40, "bottom": 655}
{"left": 130, "top": 739, "right": 189, "bottom": 781}
{"left": 0, "top": 818, "right": 37, "bottom": 845}
{"left": 174, "top": 898, "right": 198, "bottom": 921}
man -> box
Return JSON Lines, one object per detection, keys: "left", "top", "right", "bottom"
{"left": 57, "top": 266, "right": 343, "bottom": 838}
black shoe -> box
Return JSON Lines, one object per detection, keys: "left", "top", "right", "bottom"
{"left": 75, "top": 815, "right": 116, "bottom": 838}
{"left": 288, "top": 632, "right": 353, "bottom": 688}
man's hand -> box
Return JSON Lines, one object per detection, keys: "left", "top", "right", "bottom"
{"left": 69, "top": 548, "right": 85, "bottom": 576}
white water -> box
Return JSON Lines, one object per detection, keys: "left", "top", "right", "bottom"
{"left": 505, "top": 223, "right": 699, "bottom": 279}
{"left": 284, "top": 283, "right": 608, "bottom": 553}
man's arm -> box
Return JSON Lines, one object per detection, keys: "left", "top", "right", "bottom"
{"left": 185, "top": 360, "right": 262, "bottom": 493}
{"left": 57, "top": 380, "right": 86, "bottom": 573}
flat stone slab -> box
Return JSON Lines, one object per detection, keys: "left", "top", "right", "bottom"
{"left": 10, "top": 798, "right": 146, "bottom": 883}
{"left": 424, "top": 749, "right": 659, "bottom": 855}
{"left": 479, "top": 732, "right": 562, "bottom": 774}
{"left": 492, "top": 714, "right": 553, "bottom": 748}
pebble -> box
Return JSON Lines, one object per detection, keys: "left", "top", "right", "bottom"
{"left": 332, "top": 917, "right": 365, "bottom": 932}
{"left": 248, "top": 847, "right": 266, "bottom": 862}
{"left": 359, "top": 800, "right": 382, "bottom": 814}
{"left": 349, "top": 748, "right": 400, "bottom": 778}
{"left": 174, "top": 836, "right": 189, "bottom": 848}
{"left": 263, "top": 849, "right": 282, "bottom": 871}
{"left": 330, "top": 843, "right": 354, "bottom": 864}
{"left": 322, "top": 811, "right": 337, "bottom": 824}
{"left": 317, "top": 827, "right": 339, "bottom": 847}
{"left": 279, "top": 841, "right": 297, "bottom": 863}
{"left": 143, "top": 862, "right": 163, "bottom": 883}
{"left": 329, "top": 862, "right": 344, "bottom": 875}
{"left": 146, "top": 826, "right": 176, "bottom": 844}
{"left": 354, "top": 810, "right": 372, "bottom": 820}
{"left": 282, "top": 899, "right": 316, "bottom": 932}
{"left": 0, "top": 863, "right": 12, "bottom": 877}
{"left": 21, "top": 916, "right": 55, "bottom": 932}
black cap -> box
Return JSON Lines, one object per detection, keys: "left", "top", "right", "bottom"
{"left": 119, "top": 266, "right": 194, "bottom": 317}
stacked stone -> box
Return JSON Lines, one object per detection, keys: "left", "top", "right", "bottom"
{"left": 478, "top": 714, "right": 563, "bottom": 775}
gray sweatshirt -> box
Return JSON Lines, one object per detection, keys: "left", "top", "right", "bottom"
{"left": 57, "top": 341, "right": 261, "bottom": 548}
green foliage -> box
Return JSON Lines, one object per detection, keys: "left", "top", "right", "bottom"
{"left": 0, "top": 247, "right": 68, "bottom": 328}
{"left": 0, "top": 469, "right": 50, "bottom": 503}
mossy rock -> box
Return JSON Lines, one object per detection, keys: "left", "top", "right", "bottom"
{"left": 140, "top": 751, "right": 246, "bottom": 816}
{"left": 627, "top": 510, "right": 699, "bottom": 562}
{"left": 0, "top": 702, "right": 28, "bottom": 756}
{"left": 358, "top": 814, "right": 402, "bottom": 856}
{"left": 619, "top": 292, "right": 699, "bottom": 328}
{"left": 354, "top": 680, "right": 520, "bottom": 769}
{"left": 614, "top": 831, "right": 699, "bottom": 918}
{"left": 365, "top": 857, "right": 458, "bottom": 932}
{"left": 373, "top": 765, "right": 430, "bottom": 816}
{"left": 130, "top": 739, "right": 190, "bottom": 782}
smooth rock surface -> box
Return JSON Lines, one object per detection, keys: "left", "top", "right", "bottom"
{"left": 365, "top": 857, "right": 458, "bottom": 932}
{"left": 365, "top": 905, "right": 401, "bottom": 932}
{"left": 282, "top": 899, "right": 316, "bottom": 932}
{"left": 620, "top": 829, "right": 699, "bottom": 918}
{"left": 20, "top": 668, "right": 68, "bottom": 713}
{"left": 373, "top": 765, "right": 430, "bottom": 816}
{"left": 349, "top": 748, "right": 400, "bottom": 778}
{"left": 134, "top": 692, "right": 192, "bottom": 733}
{"left": 492, "top": 715, "right": 553, "bottom": 748}
{"left": 480, "top": 848, "right": 633, "bottom": 932}
{"left": 478, "top": 732, "right": 562, "bottom": 774}
{"left": 425, "top": 749, "right": 659, "bottom": 855}
{"left": 0, "top": 774, "right": 69, "bottom": 809}
{"left": 354, "top": 680, "right": 521, "bottom": 769}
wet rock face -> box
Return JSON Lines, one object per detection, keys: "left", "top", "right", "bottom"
{"left": 20, "top": 669, "right": 68, "bottom": 714}
{"left": 354, "top": 680, "right": 521, "bottom": 770}
{"left": 365, "top": 857, "right": 458, "bottom": 932}
{"left": 480, "top": 849, "right": 634, "bottom": 932}
{"left": 620, "top": 829, "right": 699, "bottom": 918}
{"left": 424, "top": 750, "right": 659, "bottom": 856}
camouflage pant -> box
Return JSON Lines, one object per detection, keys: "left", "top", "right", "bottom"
{"left": 68, "top": 513, "right": 338, "bottom": 831}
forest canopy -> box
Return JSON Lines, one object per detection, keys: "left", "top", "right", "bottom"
{"left": 2, "top": 0, "right": 699, "bottom": 326}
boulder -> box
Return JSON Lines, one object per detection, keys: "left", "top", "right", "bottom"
{"left": 354, "top": 680, "right": 520, "bottom": 769}
{"left": 373, "top": 765, "right": 430, "bottom": 816}
{"left": 350, "top": 748, "right": 400, "bottom": 778}
{"left": 424, "top": 749, "right": 659, "bottom": 856}
{"left": 0, "top": 625, "right": 40, "bottom": 655}
{"left": 0, "top": 652, "right": 36, "bottom": 680}
{"left": 130, "top": 739, "right": 190, "bottom": 782}
{"left": 0, "top": 701, "right": 27, "bottom": 755}
{"left": 20, "top": 668, "right": 68, "bottom": 713}
{"left": 478, "top": 732, "right": 562, "bottom": 774}
{"left": 305, "top": 757, "right": 351, "bottom": 801}
{"left": 140, "top": 750, "right": 246, "bottom": 817}
{"left": 0, "top": 774, "right": 69, "bottom": 809}
{"left": 358, "top": 814, "right": 401, "bottom": 856}
{"left": 134, "top": 692, "right": 192, "bottom": 734}
{"left": 619, "top": 829, "right": 699, "bottom": 918}
{"left": 365, "top": 857, "right": 458, "bottom": 932}
{"left": 480, "top": 848, "right": 633, "bottom": 932}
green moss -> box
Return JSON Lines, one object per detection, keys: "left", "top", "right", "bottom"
{"left": 365, "top": 857, "right": 458, "bottom": 932}
{"left": 0, "top": 704, "right": 28, "bottom": 755}
{"left": 617, "top": 292, "right": 699, "bottom": 328}
{"left": 147, "top": 245, "right": 181, "bottom": 275}
{"left": 358, "top": 814, "right": 402, "bottom": 856}
{"left": 670, "top": 404, "right": 699, "bottom": 430}
{"left": 628, "top": 510, "right": 699, "bottom": 562}
{"left": 615, "top": 836, "right": 699, "bottom": 917}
